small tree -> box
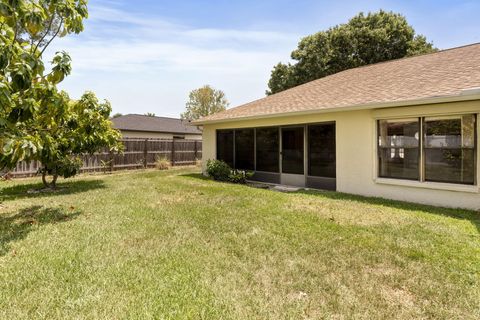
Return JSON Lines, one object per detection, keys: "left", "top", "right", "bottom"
{"left": 181, "top": 85, "right": 228, "bottom": 121}
{"left": 144, "top": 112, "right": 156, "bottom": 117}
{"left": 37, "top": 93, "right": 121, "bottom": 188}
{"left": 0, "top": 0, "right": 121, "bottom": 188}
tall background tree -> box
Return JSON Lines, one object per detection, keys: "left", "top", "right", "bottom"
{"left": 181, "top": 85, "right": 229, "bottom": 121}
{"left": 267, "top": 10, "right": 437, "bottom": 95}
{"left": 0, "top": 0, "right": 121, "bottom": 188}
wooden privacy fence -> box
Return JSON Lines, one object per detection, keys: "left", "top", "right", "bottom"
{"left": 9, "top": 138, "right": 202, "bottom": 178}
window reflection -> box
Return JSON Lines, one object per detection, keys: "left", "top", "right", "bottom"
{"left": 424, "top": 115, "right": 476, "bottom": 184}
{"left": 378, "top": 119, "right": 420, "bottom": 180}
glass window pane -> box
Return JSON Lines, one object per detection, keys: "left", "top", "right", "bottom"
{"left": 216, "top": 130, "right": 234, "bottom": 167}
{"left": 282, "top": 127, "right": 304, "bottom": 175}
{"left": 424, "top": 115, "right": 476, "bottom": 184}
{"left": 235, "top": 129, "right": 254, "bottom": 170}
{"left": 425, "top": 117, "right": 462, "bottom": 148}
{"left": 379, "top": 119, "right": 419, "bottom": 148}
{"left": 378, "top": 119, "right": 419, "bottom": 180}
{"left": 308, "top": 124, "right": 336, "bottom": 177}
{"left": 424, "top": 149, "right": 475, "bottom": 184}
{"left": 256, "top": 127, "right": 279, "bottom": 172}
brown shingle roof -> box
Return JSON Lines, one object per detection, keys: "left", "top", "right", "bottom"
{"left": 195, "top": 43, "right": 480, "bottom": 124}
{"left": 112, "top": 114, "right": 202, "bottom": 134}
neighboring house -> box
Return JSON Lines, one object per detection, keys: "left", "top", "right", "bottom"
{"left": 112, "top": 114, "right": 202, "bottom": 140}
{"left": 194, "top": 43, "right": 480, "bottom": 210}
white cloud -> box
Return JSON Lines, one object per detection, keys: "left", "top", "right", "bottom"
{"left": 45, "top": 2, "right": 298, "bottom": 116}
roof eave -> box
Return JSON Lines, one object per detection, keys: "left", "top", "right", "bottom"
{"left": 114, "top": 128, "right": 202, "bottom": 135}
{"left": 192, "top": 91, "right": 480, "bottom": 125}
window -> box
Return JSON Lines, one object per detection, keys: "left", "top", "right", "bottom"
{"left": 235, "top": 129, "right": 254, "bottom": 170}
{"left": 424, "top": 115, "right": 476, "bottom": 184}
{"left": 256, "top": 127, "right": 279, "bottom": 172}
{"left": 308, "top": 123, "right": 336, "bottom": 178}
{"left": 378, "top": 119, "right": 420, "bottom": 180}
{"left": 216, "top": 130, "right": 234, "bottom": 167}
{"left": 378, "top": 114, "right": 477, "bottom": 185}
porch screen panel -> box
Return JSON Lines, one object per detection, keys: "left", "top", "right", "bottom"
{"left": 282, "top": 127, "right": 304, "bottom": 174}
{"left": 424, "top": 115, "right": 476, "bottom": 184}
{"left": 235, "top": 129, "right": 254, "bottom": 170}
{"left": 378, "top": 119, "right": 420, "bottom": 180}
{"left": 308, "top": 123, "right": 336, "bottom": 177}
{"left": 216, "top": 130, "right": 234, "bottom": 167}
{"left": 256, "top": 127, "right": 279, "bottom": 172}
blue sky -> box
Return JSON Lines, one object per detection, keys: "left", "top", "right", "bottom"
{"left": 47, "top": 0, "right": 480, "bottom": 117}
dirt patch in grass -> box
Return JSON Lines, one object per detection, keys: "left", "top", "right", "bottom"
{"left": 285, "top": 196, "right": 413, "bottom": 227}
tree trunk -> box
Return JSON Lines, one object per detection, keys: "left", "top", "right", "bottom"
{"left": 41, "top": 170, "right": 58, "bottom": 189}
{"left": 51, "top": 174, "right": 58, "bottom": 189}
{"left": 42, "top": 170, "right": 48, "bottom": 188}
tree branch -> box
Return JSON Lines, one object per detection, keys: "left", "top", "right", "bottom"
{"left": 32, "top": 69, "right": 54, "bottom": 82}
{"left": 32, "top": 13, "right": 56, "bottom": 55}
{"left": 39, "top": 17, "right": 63, "bottom": 57}
{"left": 12, "top": 14, "right": 18, "bottom": 45}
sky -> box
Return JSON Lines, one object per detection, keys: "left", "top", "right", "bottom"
{"left": 46, "top": 0, "right": 480, "bottom": 117}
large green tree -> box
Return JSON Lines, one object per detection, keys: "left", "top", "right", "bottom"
{"left": 0, "top": 0, "right": 121, "bottom": 188}
{"left": 181, "top": 85, "right": 228, "bottom": 121}
{"left": 267, "top": 10, "right": 437, "bottom": 95}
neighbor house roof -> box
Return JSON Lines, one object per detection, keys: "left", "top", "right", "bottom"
{"left": 195, "top": 43, "right": 480, "bottom": 124}
{"left": 111, "top": 114, "right": 202, "bottom": 135}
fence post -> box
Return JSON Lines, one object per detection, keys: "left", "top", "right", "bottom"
{"left": 144, "top": 139, "right": 148, "bottom": 168}
{"left": 171, "top": 138, "right": 176, "bottom": 166}
{"left": 194, "top": 140, "right": 198, "bottom": 161}
{"left": 109, "top": 150, "right": 115, "bottom": 172}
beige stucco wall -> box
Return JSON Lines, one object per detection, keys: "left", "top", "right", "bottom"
{"left": 120, "top": 130, "right": 202, "bottom": 140}
{"left": 202, "top": 100, "right": 480, "bottom": 210}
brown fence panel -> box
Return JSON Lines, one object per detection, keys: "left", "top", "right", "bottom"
{"left": 9, "top": 138, "right": 202, "bottom": 178}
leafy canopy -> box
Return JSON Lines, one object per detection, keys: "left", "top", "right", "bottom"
{"left": 0, "top": 0, "right": 121, "bottom": 187}
{"left": 181, "top": 85, "right": 229, "bottom": 121}
{"left": 267, "top": 10, "right": 437, "bottom": 95}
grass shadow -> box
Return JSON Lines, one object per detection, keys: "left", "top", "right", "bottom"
{"left": 180, "top": 173, "right": 211, "bottom": 181}
{"left": 0, "top": 179, "right": 106, "bottom": 202}
{"left": 296, "top": 189, "right": 480, "bottom": 233}
{"left": 0, "top": 205, "right": 81, "bottom": 256}
{"left": 181, "top": 173, "right": 479, "bottom": 232}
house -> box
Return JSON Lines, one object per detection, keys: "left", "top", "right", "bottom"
{"left": 111, "top": 114, "right": 202, "bottom": 140}
{"left": 193, "top": 43, "right": 480, "bottom": 210}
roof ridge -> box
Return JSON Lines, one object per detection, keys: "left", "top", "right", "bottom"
{"left": 287, "top": 42, "right": 480, "bottom": 92}
{"left": 330, "top": 41, "right": 480, "bottom": 74}
{"left": 195, "top": 41, "right": 480, "bottom": 124}
{"left": 126, "top": 114, "right": 186, "bottom": 121}
{"left": 210, "top": 42, "right": 480, "bottom": 118}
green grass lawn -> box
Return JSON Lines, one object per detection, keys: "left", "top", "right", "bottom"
{"left": 0, "top": 168, "right": 479, "bottom": 319}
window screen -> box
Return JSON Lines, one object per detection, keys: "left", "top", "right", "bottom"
{"left": 235, "top": 129, "right": 254, "bottom": 170}
{"left": 216, "top": 130, "right": 234, "bottom": 167}
{"left": 256, "top": 127, "right": 279, "bottom": 172}
{"left": 308, "top": 123, "right": 336, "bottom": 177}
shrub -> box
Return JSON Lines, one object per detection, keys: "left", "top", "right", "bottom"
{"left": 155, "top": 157, "right": 171, "bottom": 170}
{"left": 206, "top": 159, "right": 231, "bottom": 181}
{"left": 206, "top": 159, "right": 254, "bottom": 184}
{"left": 228, "top": 169, "right": 254, "bottom": 184}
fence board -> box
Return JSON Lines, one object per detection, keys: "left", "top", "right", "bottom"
{"left": 9, "top": 138, "right": 202, "bottom": 178}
